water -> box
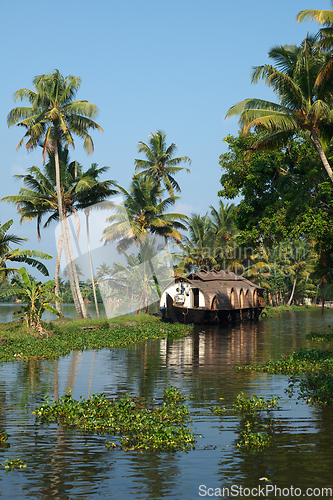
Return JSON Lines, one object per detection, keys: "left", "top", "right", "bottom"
{"left": 0, "top": 303, "right": 106, "bottom": 323}
{"left": 1, "top": 308, "right": 333, "bottom": 499}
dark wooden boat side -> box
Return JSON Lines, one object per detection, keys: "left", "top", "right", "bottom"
{"left": 165, "top": 292, "right": 264, "bottom": 325}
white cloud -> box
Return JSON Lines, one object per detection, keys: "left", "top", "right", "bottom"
{"left": 10, "top": 163, "right": 26, "bottom": 175}
{"left": 173, "top": 201, "right": 196, "bottom": 217}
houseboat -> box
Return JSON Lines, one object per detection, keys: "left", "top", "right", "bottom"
{"left": 160, "top": 269, "right": 265, "bottom": 324}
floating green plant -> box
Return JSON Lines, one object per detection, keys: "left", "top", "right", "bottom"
{"left": 237, "top": 348, "right": 333, "bottom": 374}
{"left": 0, "top": 430, "right": 9, "bottom": 446}
{"left": 163, "top": 385, "right": 187, "bottom": 403}
{"left": 0, "top": 319, "right": 192, "bottom": 363}
{"left": 306, "top": 331, "right": 333, "bottom": 342}
{"left": 233, "top": 393, "right": 281, "bottom": 413}
{"left": 236, "top": 347, "right": 333, "bottom": 406}
{"left": 1, "top": 458, "right": 27, "bottom": 471}
{"left": 34, "top": 387, "right": 195, "bottom": 452}
{"left": 210, "top": 393, "right": 281, "bottom": 450}
{"left": 210, "top": 406, "right": 226, "bottom": 415}
{"left": 288, "top": 371, "right": 333, "bottom": 406}
{"left": 237, "top": 421, "right": 271, "bottom": 450}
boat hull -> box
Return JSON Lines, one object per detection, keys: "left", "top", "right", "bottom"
{"left": 164, "top": 293, "right": 264, "bottom": 324}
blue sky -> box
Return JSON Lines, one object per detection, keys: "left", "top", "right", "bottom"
{"left": 0, "top": 0, "right": 329, "bottom": 278}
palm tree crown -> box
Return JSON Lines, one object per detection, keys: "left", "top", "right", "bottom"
{"left": 225, "top": 36, "right": 333, "bottom": 183}
{"left": 102, "top": 176, "right": 188, "bottom": 252}
{"left": 297, "top": 3, "right": 333, "bottom": 51}
{"left": 209, "top": 201, "right": 237, "bottom": 245}
{"left": 7, "top": 70, "right": 102, "bottom": 157}
{"left": 134, "top": 130, "right": 191, "bottom": 203}
{"left": 3, "top": 149, "right": 116, "bottom": 237}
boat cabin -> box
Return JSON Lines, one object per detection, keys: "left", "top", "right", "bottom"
{"left": 160, "top": 269, "right": 265, "bottom": 324}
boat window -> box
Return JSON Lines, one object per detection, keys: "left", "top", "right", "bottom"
{"left": 253, "top": 289, "right": 257, "bottom": 307}
{"left": 211, "top": 296, "right": 217, "bottom": 310}
{"left": 193, "top": 288, "right": 200, "bottom": 307}
{"left": 230, "top": 288, "right": 235, "bottom": 308}
{"left": 240, "top": 289, "right": 244, "bottom": 308}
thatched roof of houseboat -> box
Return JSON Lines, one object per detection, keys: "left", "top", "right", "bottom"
{"left": 186, "top": 269, "right": 261, "bottom": 289}
{"left": 161, "top": 269, "right": 264, "bottom": 310}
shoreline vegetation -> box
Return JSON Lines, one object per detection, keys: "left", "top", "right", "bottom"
{"left": 264, "top": 304, "right": 322, "bottom": 317}
{"left": 0, "top": 304, "right": 325, "bottom": 363}
{"left": 0, "top": 314, "right": 192, "bottom": 363}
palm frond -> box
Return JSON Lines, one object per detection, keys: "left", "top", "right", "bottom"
{"left": 297, "top": 9, "right": 333, "bottom": 26}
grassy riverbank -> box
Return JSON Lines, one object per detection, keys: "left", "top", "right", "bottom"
{"left": 0, "top": 315, "right": 192, "bottom": 363}
{"left": 264, "top": 304, "right": 320, "bottom": 318}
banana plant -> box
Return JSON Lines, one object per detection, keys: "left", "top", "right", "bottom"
{"left": 0, "top": 267, "right": 61, "bottom": 334}
{"left": 0, "top": 219, "right": 52, "bottom": 283}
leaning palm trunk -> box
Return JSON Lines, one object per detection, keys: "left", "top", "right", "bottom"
{"left": 55, "top": 234, "right": 63, "bottom": 317}
{"left": 311, "top": 130, "right": 333, "bottom": 183}
{"left": 63, "top": 215, "right": 91, "bottom": 319}
{"left": 287, "top": 271, "right": 299, "bottom": 306}
{"left": 138, "top": 238, "right": 162, "bottom": 300}
{"left": 54, "top": 139, "right": 84, "bottom": 318}
{"left": 148, "top": 258, "right": 161, "bottom": 299}
{"left": 86, "top": 210, "right": 100, "bottom": 317}
{"left": 63, "top": 215, "right": 83, "bottom": 318}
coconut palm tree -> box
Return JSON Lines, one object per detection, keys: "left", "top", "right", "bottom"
{"left": 0, "top": 220, "right": 52, "bottom": 283}
{"left": 102, "top": 175, "right": 188, "bottom": 300}
{"left": 95, "top": 262, "right": 113, "bottom": 282}
{"left": 102, "top": 176, "right": 188, "bottom": 251}
{"left": 3, "top": 149, "right": 88, "bottom": 316}
{"left": 297, "top": 4, "right": 333, "bottom": 87}
{"left": 280, "top": 240, "right": 316, "bottom": 306}
{"left": 176, "top": 213, "right": 216, "bottom": 273}
{"left": 244, "top": 245, "right": 277, "bottom": 303}
{"left": 2, "top": 149, "right": 117, "bottom": 317}
{"left": 75, "top": 163, "right": 118, "bottom": 317}
{"left": 225, "top": 36, "right": 333, "bottom": 184}
{"left": 209, "top": 201, "right": 238, "bottom": 251}
{"left": 103, "top": 240, "right": 172, "bottom": 315}
{"left": 297, "top": 4, "right": 333, "bottom": 50}
{"left": 7, "top": 70, "right": 103, "bottom": 318}
{"left": 134, "top": 130, "right": 191, "bottom": 205}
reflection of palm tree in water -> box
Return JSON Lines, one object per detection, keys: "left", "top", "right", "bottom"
{"left": 63, "top": 350, "right": 96, "bottom": 397}
{"left": 65, "top": 351, "right": 82, "bottom": 393}
{"left": 87, "top": 350, "right": 96, "bottom": 398}
{"left": 99, "top": 238, "right": 173, "bottom": 315}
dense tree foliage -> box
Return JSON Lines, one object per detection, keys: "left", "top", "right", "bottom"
{"left": 219, "top": 131, "right": 333, "bottom": 251}
{"left": 226, "top": 37, "right": 333, "bottom": 183}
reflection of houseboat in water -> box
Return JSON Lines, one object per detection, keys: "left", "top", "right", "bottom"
{"left": 160, "top": 269, "right": 265, "bottom": 324}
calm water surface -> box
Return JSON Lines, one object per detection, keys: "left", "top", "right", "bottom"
{"left": 0, "top": 303, "right": 105, "bottom": 323}
{"left": 0, "top": 308, "right": 333, "bottom": 499}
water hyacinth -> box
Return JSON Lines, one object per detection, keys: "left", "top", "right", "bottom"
{"left": 0, "top": 430, "right": 9, "bottom": 446}
{"left": 232, "top": 393, "right": 281, "bottom": 413}
{"left": 34, "top": 387, "right": 195, "bottom": 452}
{"left": 236, "top": 421, "right": 271, "bottom": 450}
{"left": 237, "top": 344, "right": 333, "bottom": 407}
{"left": 288, "top": 371, "right": 333, "bottom": 406}
{"left": 0, "top": 319, "right": 192, "bottom": 363}
{"left": 1, "top": 458, "right": 27, "bottom": 471}
{"left": 211, "top": 393, "right": 281, "bottom": 451}
{"left": 306, "top": 331, "right": 333, "bottom": 342}
{"left": 237, "top": 348, "right": 333, "bottom": 374}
